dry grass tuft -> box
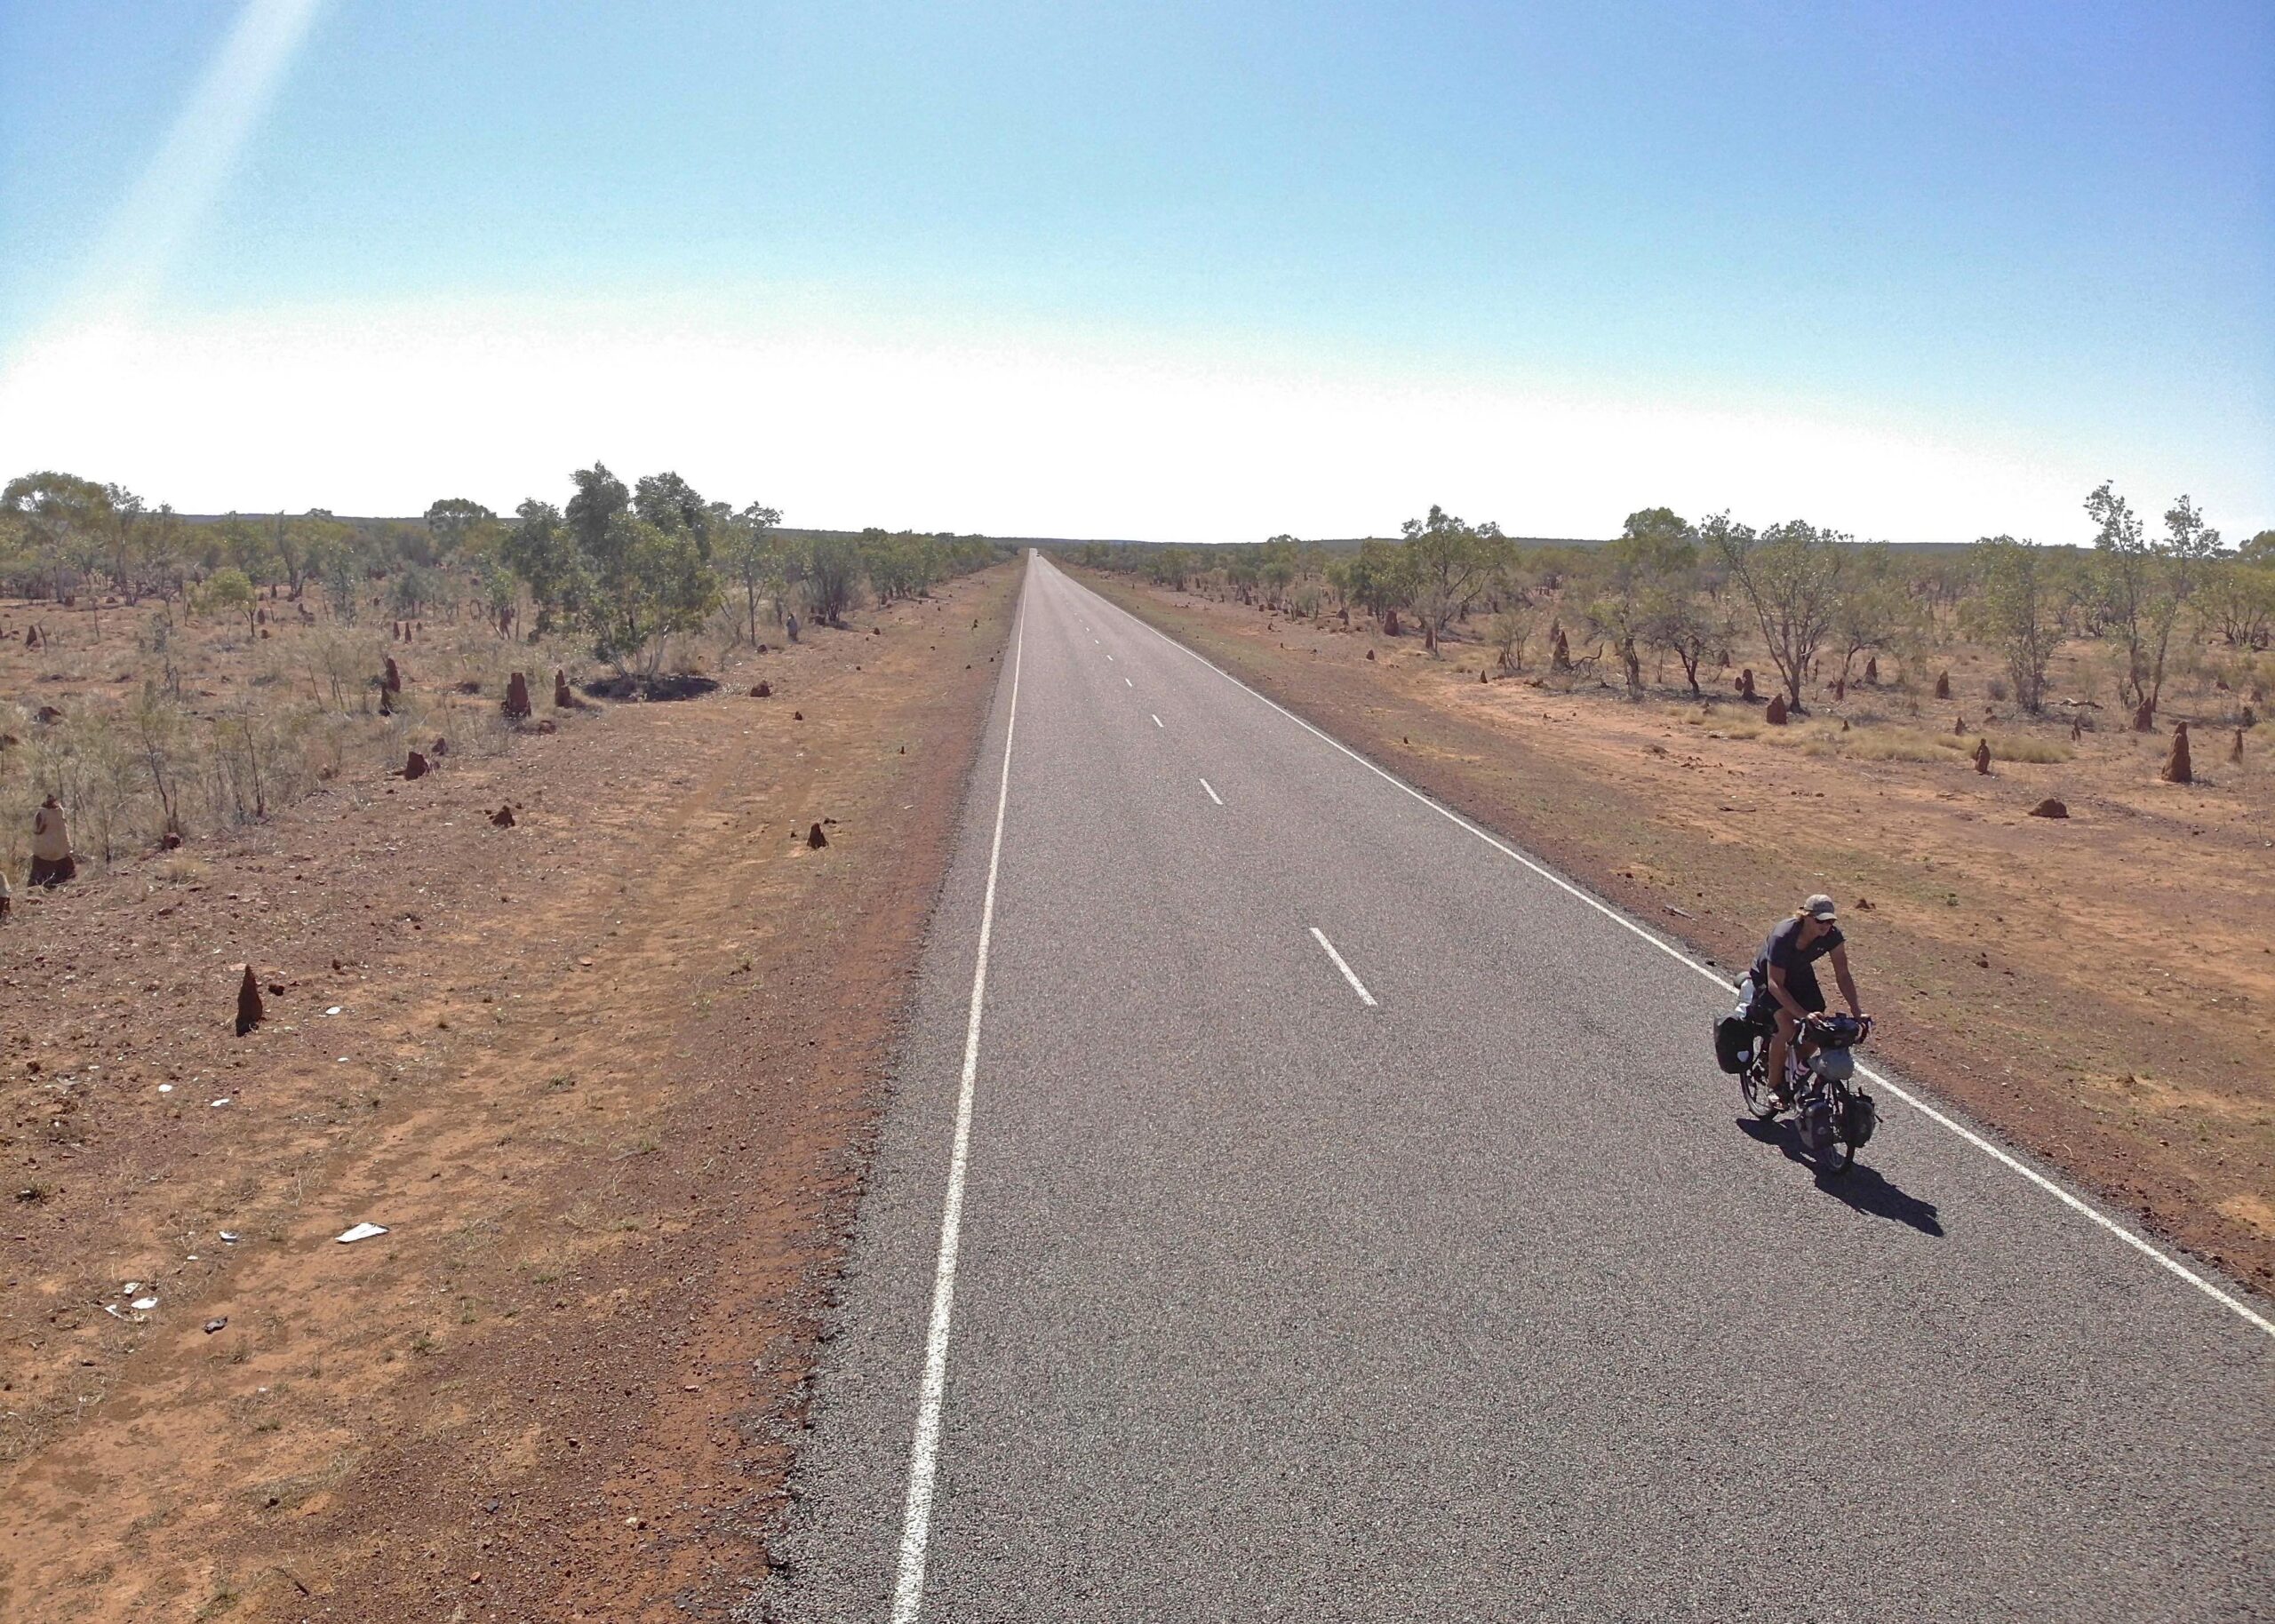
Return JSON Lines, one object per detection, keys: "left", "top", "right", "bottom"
{"left": 1834, "top": 728, "right": 1952, "bottom": 762}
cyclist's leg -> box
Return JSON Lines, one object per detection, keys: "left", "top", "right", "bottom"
{"left": 1767, "top": 1008, "right": 1800, "bottom": 1099}
{"left": 1784, "top": 977, "right": 1828, "bottom": 1091}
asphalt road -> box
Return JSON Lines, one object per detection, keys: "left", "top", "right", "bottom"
{"left": 764, "top": 554, "right": 2273, "bottom": 1623}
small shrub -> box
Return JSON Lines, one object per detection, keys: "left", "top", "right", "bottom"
{"left": 1758, "top": 723, "right": 1841, "bottom": 751}
{"left": 1931, "top": 730, "right": 2072, "bottom": 763}
{"left": 1989, "top": 734, "right": 2073, "bottom": 764}
{"left": 1840, "top": 728, "right": 1950, "bottom": 763}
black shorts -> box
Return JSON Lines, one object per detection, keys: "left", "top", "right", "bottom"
{"left": 1750, "top": 970, "right": 1826, "bottom": 1027}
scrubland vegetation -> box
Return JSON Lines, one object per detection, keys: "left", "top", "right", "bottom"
{"left": 0, "top": 466, "right": 1006, "bottom": 879}
{"left": 1064, "top": 488, "right": 2273, "bottom": 735}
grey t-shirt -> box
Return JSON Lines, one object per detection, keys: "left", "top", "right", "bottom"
{"left": 1753, "top": 915, "right": 1843, "bottom": 991}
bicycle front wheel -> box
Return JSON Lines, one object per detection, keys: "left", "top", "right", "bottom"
{"left": 1740, "top": 1062, "right": 1779, "bottom": 1120}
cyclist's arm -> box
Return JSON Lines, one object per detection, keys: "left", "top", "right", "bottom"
{"left": 1829, "top": 943, "right": 1863, "bottom": 1015}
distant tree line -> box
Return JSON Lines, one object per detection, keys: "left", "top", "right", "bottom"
{"left": 0, "top": 466, "right": 1011, "bottom": 673}
{"left": 1060, "top": 488, "right": 2275, "bottom": 722}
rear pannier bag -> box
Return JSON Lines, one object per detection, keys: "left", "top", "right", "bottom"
{"left": 1713, "top": 1015, "right": 1754, "bottom": 1075}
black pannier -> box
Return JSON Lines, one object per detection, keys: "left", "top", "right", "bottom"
{"left": 1843, "top": 1089, "right": 1879, "bottom": 1147}
{"left": 1712, "top": 1014, "right": 1754, "bottom": 1075}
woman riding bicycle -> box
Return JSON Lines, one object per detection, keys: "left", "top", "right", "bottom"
{"left": 1750, "top": 894, "right": 1866, "bottom": 1103}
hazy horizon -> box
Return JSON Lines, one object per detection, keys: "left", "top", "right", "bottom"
{"left": 3, "top": 1, "right": 2268, "bottom": 544}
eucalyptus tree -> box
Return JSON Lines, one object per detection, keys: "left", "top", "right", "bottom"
{"left": 1963, "top": 536, "right": 2070, "bottom": 713}
{"left": 1712, "top": 513, "right": 1847, "bottom": 710}
{"left": 803, "top": 530, "right": 863, "bottom": 624}
{"left": 1258, "top": 535, "right": 1300, "bottom": 607}
{"left": 1346, "top": 537, "right": 1415, "bottom": 623}
{"left": 1828, "top": 543, "right": 1908, "bottom": 687}
{"left": 2087, "top": 482, "right": 2222, "bottom": 718}
{"left": 2, "top": 470, "right": 111, "bottom": 600}
{"left": 504, "top": 499, "right": 586, "bottom": 633}
{"left": 1148, "top": 545, "right": 1195, "bottom": 590}
{"left": 721, "top": 501, "right": 786, "bottom": 642}
{"left": 2198, "top": 553, "right": 2273, "bottom": 650}
{"left": 1592, "top": 507, "right": 1697, "bottom": 693}
{"left": 1400, "top": 506, "right": 1502, "bottom": 650}
{"left": 634, "top": 472, "right": 715, "bottom": 557}
{"left": 424, "top": 498, "right": 498, "bottom": 561}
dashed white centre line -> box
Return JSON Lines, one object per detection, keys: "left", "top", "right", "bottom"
{"left": 1151, "top": 713, "right": 1163, "bottom": 728}
{"left": 1106, "top": 653, "right": 1114, "bottom": 662}
{"left": 1310, "top": 928, "right": 1377, "bottom": 1007}
{"left": 1124, "top": 677, "right": 1132, "bottom": 687}
{"left": 1200, "top": 778, "right": 1224, "bottom": 805}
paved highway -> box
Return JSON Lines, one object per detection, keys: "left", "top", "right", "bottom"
{"left": 767, "top": 553, "right": 2272, "bottom": 1622}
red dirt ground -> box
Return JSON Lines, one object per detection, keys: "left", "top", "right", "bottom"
{"left": 1, "top": 566, "right": 1021, "bottom": 1621}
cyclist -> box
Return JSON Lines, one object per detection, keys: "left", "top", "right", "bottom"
{"left": 1751, "top": 894, "right": 1864, "bottom": 1103}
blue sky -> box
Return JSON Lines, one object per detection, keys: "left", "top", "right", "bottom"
{"left": 1, "top": 0, "right": 2268, "bottom": 541}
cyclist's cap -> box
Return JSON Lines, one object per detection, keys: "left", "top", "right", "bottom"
{"left": 1804, "top": 894, "right": 1839, "bottom": 921}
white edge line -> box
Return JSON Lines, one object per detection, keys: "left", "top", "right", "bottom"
{"left": 890, "top": 575, "right": 1028, "bottom": 1621}
{"left": 1200, "top": 777, "right": 1224, "bottom": 805}
{"left": 1310, "top": 927, "right": 1377, "bottom": 1006}
{"left": 1054, "top": 561, "right": 2275, "bottom": 1341}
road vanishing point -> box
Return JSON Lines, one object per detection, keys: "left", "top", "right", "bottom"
{"left": 770, "top": 553, "right": 2272, "bottom": 1623}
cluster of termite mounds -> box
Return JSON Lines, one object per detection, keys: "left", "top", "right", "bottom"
{"left": 1314, "top": 572, "right": 2260, "bottom": 822}
{"left": 236, "top": 649, "right": 553, "bottom": 1031}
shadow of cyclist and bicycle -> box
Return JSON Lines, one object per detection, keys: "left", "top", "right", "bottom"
{"left": 1736, "top": 1118, "right": 1946, "bottom": 1236}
